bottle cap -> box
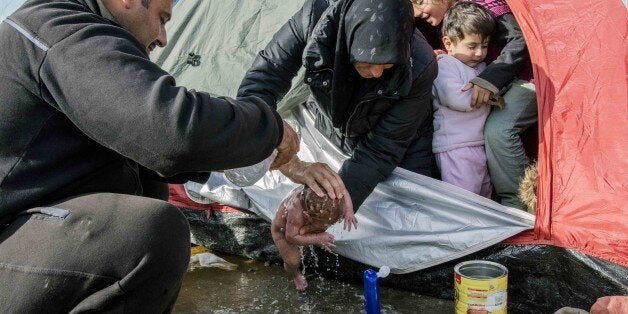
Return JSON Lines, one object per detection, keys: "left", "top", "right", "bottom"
{"left": 376, "top": 265, "right": 390, "bottom": 278}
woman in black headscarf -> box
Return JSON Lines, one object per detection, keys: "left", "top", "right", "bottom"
{"left": 238, "top": 0, "right": 438, "bottom": 212}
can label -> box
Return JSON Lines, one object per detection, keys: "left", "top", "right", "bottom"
{"left": 454, "top": 261, "right": 508, "bottom": 314}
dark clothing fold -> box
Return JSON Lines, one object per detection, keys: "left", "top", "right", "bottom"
{"left": 0, "top": 193, "right": 190, "bottom": 313}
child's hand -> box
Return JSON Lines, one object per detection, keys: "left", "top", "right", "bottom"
{"left": 320, "top": 232, "right": 336, "bottom": 252}
{"left": 343, "top": 209, "right": 358, "bottom": 231}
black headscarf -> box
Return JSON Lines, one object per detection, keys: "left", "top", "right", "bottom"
{"left": 345, "top": 0, "right": 414, "bottom": 64}
{"left": 303, "top": 0, "right": 415, "bottom": 128}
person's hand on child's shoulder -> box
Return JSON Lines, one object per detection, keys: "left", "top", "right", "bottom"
{"left": 463, "top": 83, "right": 493, "bottom": 109}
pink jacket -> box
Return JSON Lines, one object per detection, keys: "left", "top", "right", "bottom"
{"left": 432, "top": 55, "right": 490, "bottom": 153}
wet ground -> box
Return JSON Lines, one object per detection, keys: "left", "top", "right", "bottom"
{"left": 173, "top": 253, "right": 454, "bottom": 313}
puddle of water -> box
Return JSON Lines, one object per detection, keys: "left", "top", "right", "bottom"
{"left": 174, "top": 253, "right": 453, "bottom": 313}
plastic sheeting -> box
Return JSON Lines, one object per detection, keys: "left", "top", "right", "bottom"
{"left": 184, "top": 103, "right": 534, "bottom": 274}
{"left": 174, "top": 187, "right": 627, "bottom": 313}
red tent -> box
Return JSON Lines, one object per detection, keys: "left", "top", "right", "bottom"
{"left": 504, "top": 0, "right": 628, "bottom": 267}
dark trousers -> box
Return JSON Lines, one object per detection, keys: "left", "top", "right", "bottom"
{"left": 0, "top": 192, "right": 190, "bottom": 313}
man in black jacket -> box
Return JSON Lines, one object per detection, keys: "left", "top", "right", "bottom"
{"left": 0, "top": 0, "right": 298, "bottom": 312}
{"left": 238, "top": 0, "right": 439, "bottom": 211}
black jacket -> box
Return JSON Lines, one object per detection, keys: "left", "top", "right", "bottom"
{"left": 238, "top": 0, "right": 437, "bottom": 209}
{"left": 0, "top": 0, "right": 283, "bottom": 217}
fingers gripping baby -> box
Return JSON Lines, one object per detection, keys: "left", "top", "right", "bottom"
{"left": 271, "top": 185, "right": 358, "bottom": 291}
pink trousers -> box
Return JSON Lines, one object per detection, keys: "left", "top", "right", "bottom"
{"left": 435, "top": 146, "right": 492, "bottom": 198}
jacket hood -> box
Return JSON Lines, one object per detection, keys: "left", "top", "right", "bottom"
{"left": 303, "top": 0, "right": 415, "bottom": 127}
{"left": 345, "top": 0, "right": 414, "bottom": 64}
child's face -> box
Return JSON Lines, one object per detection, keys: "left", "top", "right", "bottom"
{"left": 443, "top": 33, "right": 489, "bottom": 68}
{"left": 411, "top": 0, "right": 452, "bottom": 26}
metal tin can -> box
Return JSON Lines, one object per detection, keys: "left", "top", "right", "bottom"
{"left": 454, "top": 260, "right": 508, "bottom": 314}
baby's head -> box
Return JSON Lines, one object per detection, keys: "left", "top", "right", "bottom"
{"left": 300, "top": 186, "right": 342, "bottom": 233}
{"left": 441, "top": 1, "right": 494, "bottom": 68}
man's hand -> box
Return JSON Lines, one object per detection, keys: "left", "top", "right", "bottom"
{"left": 279, "top": 156, "right": 347, "bottom": 200}
{"left": 462, "top": 82, "right": 493, "bottom": 109}
{"left": 271, "top": 120, "right": 299, "bottom": 169}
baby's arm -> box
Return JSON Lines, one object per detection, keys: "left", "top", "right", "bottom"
{"left": 341, "top": 190, "right": 357, "bottom": 231}
{"left": 289, "top": 231, "right": 336, "bottom": 252}
{"left": 285, "top": 207, "right": 335, "bottom": 251}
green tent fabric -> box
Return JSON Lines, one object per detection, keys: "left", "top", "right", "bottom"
{"left": 1, "top": 0, "right": 309, "bottom": 115}
{"left": 151, "top": 0, "right": 310, "bottom": 115}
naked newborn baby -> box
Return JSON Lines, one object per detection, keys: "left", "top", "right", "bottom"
{"left": 271, "top": 185, "right": 357, "bottom": 291}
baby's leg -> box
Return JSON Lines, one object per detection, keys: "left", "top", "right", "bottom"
{"left": 283, "top": 244, "right": 307, "bottom": 291}
{"left": 274, "top": 236, "right": 307, "bottom": 291}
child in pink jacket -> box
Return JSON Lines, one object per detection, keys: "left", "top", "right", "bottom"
{"left": 431, "top": 2, "right": 498, "bottom": 197}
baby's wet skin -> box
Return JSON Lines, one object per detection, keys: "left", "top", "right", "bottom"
{"left": 300, "top": 186, "right": 342, "bottom": 233}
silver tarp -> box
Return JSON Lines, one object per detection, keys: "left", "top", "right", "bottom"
{"left": 184, "top": 103, "right": 534, "bottom": 274}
